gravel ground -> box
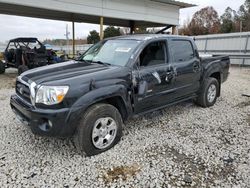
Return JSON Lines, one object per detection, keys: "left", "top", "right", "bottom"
{"left": 0, "top": 67, "right": 249, "bottom": 188}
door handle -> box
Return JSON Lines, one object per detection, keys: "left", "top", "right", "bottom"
{"left": 165, "top": 72, "right": 173, "bottom": 83}
{"left": 165, "top": 68, "right": 175, "bottom": 82}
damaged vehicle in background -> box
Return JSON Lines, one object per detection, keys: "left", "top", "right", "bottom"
{"left": 0, "top": 37, "right": 62, "bottom": 75}
{"left": 10, "top": 35, "right": 230, "bottom": 156}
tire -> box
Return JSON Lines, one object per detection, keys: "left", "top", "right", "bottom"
{"left": 195, "top": 77, "right": 219, "bottom": 108}
{"left": 18, "top": 65, "right": 29, "bottom": 75}
{"left": 74, "top": 103, "right": 123, "bottom": 156}
{"left": 0, "top": 60, "right": 5, "bottom": 74}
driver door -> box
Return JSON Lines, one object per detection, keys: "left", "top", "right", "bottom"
{"left": 133, "top": 40, "right": 175, "bottom": 113}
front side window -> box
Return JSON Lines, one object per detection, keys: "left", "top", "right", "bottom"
{"left": 139, "top": 41, "right": 167, "bottom": 67}
{"left": 170, "top": 40, "right": 194, "bottom": 62}
{"left": 81, "top": 39, "right": 140, "bottom": 66}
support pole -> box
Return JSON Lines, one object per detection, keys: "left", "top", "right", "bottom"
{"left": 172, "top": 26, "right": 177, "bottom": 35}
{"left": 100, "top": 16, "right": 104, "bottom": 40}
{"left": 242, "top": 35, "right": 249, "bottom": 66}
{"left": 129, "top": 21, "right": 135, "bottom": 34}
{"left": 156, "top": 25, "right": 172, "bottom": 34}
{"left": 204, "top": 38, "right": 208, "bottom": 54}
{"left": 72, "top": 21, "right": 75, "bottom": 56}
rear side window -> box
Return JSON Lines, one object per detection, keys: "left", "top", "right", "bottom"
{"left": 170, "top": 40, "right": 194, "bottom": 62}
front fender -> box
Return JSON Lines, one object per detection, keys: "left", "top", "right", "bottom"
{"left": 67, "top": 85, "right": 130, "bottom": 121}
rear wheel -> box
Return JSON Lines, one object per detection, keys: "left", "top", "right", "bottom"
{"left": 195, "top": 77, "right": 219, "bottom": 108}
{"left": 74, "top": 103, "right": 123, "bottom": 156}
{"left": 18, "top": 65, "right": 29, "bottom": 75}
{"left": 0, "top": 60, "right": 5, "bottom": 74}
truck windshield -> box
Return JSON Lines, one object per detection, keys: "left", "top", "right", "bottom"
{"left": 81, "top": 39, "right": 140, "bottom": 66}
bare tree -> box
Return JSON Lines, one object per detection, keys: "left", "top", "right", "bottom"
{"left": 180, "top": 6, "right": 220, "bottom": 36}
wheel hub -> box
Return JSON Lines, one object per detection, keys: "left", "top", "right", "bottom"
{"left": 207, "top": 84, "right": 217, "bottom": 103}
{"left": 100, "top": 128, "right": 108, "bottom": 137}
{"left": 92, "top": 117, "right": 117, "bottom": 149}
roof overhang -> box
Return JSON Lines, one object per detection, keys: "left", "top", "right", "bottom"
{"left": 0, "top": 2, "right": 164, "bottom": 27}
{"left": 150, "top": 0, "right": 195, "bottom": 8}
{"left": 0, "top": 0, "right": 196, "bottom": 27}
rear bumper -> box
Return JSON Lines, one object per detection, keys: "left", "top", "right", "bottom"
{"left": 10, "top": 94, "right": 81, "bottom": 137}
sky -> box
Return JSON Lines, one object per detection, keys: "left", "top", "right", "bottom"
{"left": 0, "top": 0, "right": 246, "bottom": 43}
{"left": 179, "top": 0, "right": 245, "bottom": 25}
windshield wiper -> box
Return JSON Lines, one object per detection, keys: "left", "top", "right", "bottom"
{"left": 78, "top": 59, "right": 91, "bottom": 63}
{"left": 92, "top": 61, "right": 111, "bottom": 66}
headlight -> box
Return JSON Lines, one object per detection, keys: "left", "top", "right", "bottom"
{"left": 35, "top": 86, "right": 69, "bottom": 105}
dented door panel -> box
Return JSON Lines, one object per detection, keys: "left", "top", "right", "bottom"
{"left": 134, "top": 64, "right": 175, "bottom": 113}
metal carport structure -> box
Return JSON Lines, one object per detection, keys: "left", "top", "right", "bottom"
{"left": 0, "top": 0, "right": 194, "bottom": 55}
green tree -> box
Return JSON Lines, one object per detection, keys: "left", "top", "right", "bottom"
{"left": 220, "top": 7, "right": 237, "bottom": 33}
{"left": 87, "top": 30, "right": 100, "bottom": 44}
{"left": 104, "top": 26, "right": 121, "bottom": 39}
{"left": 236, "top": 0, "right": 250, "bottom": 32}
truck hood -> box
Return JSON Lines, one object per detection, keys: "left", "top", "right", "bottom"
{"left": 21, "top": 60, "right": 118, "bottom": 84}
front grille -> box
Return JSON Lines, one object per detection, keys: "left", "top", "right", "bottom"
{"left": 16, "top": 80, "right": 31, "bottom": 104}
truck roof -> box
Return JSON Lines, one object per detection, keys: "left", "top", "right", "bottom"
{"left": 110, "top": 34, "right": 192, "bottom": 41}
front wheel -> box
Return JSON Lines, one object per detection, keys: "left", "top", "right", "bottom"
{"left": 195, "top": 77, "right": 219, "bottom": 108}
{"left": 74, "top": 103, "right": 123, "bottom": 156}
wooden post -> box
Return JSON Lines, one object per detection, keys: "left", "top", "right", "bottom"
{"left": 72, "top": 21, "right": 75, "bottom": 56}
{"left": 129, "top": 21, "right": 135, "bottom": 34}
{"left": 172, "top": 26, "right": 177, "bottom": 35}
{"left": 100, "top": 16, "right": 104, "bottom": 40}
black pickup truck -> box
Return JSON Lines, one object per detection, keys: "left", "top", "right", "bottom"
{"left": 10, "top": 35, "right": 230, "bottom": 156}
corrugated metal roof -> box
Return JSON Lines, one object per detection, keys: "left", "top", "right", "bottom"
{"left": 150, "top": 0, "right": 196, "bottom": 8}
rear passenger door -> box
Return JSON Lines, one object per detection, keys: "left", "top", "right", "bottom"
{"left": 168, "top": 39, "right": 201, "bottom": 99}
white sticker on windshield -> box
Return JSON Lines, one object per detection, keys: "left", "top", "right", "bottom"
{"left": 115, "top": 47, "right": 131, "bottom": 52}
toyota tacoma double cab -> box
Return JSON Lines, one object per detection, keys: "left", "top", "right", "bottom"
{"left": 10, "top": 35, "right": 230, "bottom": 156}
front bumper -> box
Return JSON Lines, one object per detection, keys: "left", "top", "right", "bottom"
{"left": 10, "top": 94, "right": 81, "bottom": 137}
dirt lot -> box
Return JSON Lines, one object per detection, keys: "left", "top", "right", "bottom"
{"left": 0, "top": 67, "right": 249, "bottom": 187}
